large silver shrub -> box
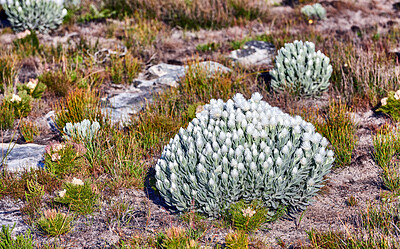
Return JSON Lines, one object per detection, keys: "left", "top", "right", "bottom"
{"left": 0, "top": 0, "right": 67, "bottom": 33}
{"left": 155, "top": 93, "right": 334, "bottom": 218}
{"left": 270, "top": 40, "right": 333, "bottom": 97}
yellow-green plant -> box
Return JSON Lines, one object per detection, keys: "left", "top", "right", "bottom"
{"left": 108, "top": 52, "right": 141, "bottom": 84}
{"left": 157, "top": 226, "right": 200, "bottom": 249}
{"left": 373, "top": 125, "right": 397, "bottom": 169}
{"left": 54, "top": 178, "right": 99, "bottom": 214}
{"left": 44, "top": 142, "right": 87, "bottom": 177}
{"left": 0, "top": 224, "right": 34, "bottom": 249}
{"left": 36, "top": 209, "right": 72, "bottom": 237}
{"left": 0, "top": 101, "right": 15, "bottom": 130}
{"left": 314, "top": 100, "right": 358, "bottom": 168}
{"left": 227, "top": 199, "right": 284, "bottom": 233}
{"left": 225, "top": 230, "right": 248, "bottom": 249}
{"left": 55, "top": 89, "right": 103, "bottom": 130}
{"left": 20, "top": 120, "right": 40, "bottom": 143}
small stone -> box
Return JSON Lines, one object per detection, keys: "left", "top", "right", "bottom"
{"left": 229, "top": 41, "right": 276, "bottom": 67}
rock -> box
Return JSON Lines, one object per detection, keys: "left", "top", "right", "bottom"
{"left": 229, "top": 40, "right": 276, "bottom": 67}
{"left": 147, "top": 61, "right": 232, "bottom": 87}
{"left": 104, "top": 86, "right": 153, "bottom": 123}
{"left": 0, "top": 197, "right": 29, "bottom": 237}
{"left": 1, "top": 143, "right": 46, "bottom": 172}
{"left": 44, "top": 111, "right": 58, "bottom": 132}
{"left": 104, "top": 61, "right": 231, "bottom": 123}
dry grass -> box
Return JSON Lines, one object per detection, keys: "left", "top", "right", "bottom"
{"left": 105, "top": 0, "right": 269, "bottom": 29}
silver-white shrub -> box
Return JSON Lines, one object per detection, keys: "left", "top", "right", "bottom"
{"left": 63, "top": 119, "right": 100, "bottom": 142}
{"left": 0, "top": 0, "right": 67, "bottom": 33}
{"left": 270, "top": 40, "right": 333, "bottom": 97}
{"left": 155, "top": 93, "right": 334, "bottom": 218}
{"left": 301, "top": 3, "right": 326, "bottom": 20}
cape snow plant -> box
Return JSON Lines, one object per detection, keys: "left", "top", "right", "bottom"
{"left": 0, "top": 0, "right": 67, "bottom": 33}
{"left": 270, "top": 40, "right": 333, "bottom": 97}
{"left": 155, "top": 93, "right": 334, "bottom": 218}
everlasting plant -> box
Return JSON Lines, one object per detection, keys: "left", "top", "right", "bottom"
{"left": 378, "top": 90, "right": 400, "bottom": 121}
{"left": 155, "top": 93, "right": 335, "bottom": 218}
{"left": 301, "top": 3, "right": 327, "bottom": 20}
{"left": 0, "top": 0, "right": 67, "bottom": 33}
{"left": 63, "top": 119, "right": 101, "bottom": 142}
{"left": 270, "top": 40, "right": 333, "bottom": 97}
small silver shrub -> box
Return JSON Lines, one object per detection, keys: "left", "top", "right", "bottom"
{"left": 270, "top": 40, "right": 333, "bottom": 97}
{"left": 0, "top": 0, "right": 67, "bottom": 33}
{"left": 301, "top": 3, "right": 326, "bottom": 20}
{"left": 63, "top": 119, "right": 100, "bottom": 142}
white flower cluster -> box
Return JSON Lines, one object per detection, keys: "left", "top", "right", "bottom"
{"left": 63, "top": 119, "right": 100, "bottom": 142}
{"left": 155, "top": 93, "right": 334, "bottom": 217}
{"left": 270, "top": 40, "right": 333, "bottom": 97}
{"left": 1, "top": 0, "right": 67, "bottom": 33}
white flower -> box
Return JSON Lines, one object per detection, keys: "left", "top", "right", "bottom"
{"left": 395, "top": 90, "right": 400, "bottom": 100}
{"left": 70, "top": 177, "right": 84, "bottom": 186}
{"left": 16, "top": 30, "right": 31, "bottom": 39}
{"left": 251, "top": 92, "right": 263, "bottom": 103}
{"left": 381, "top": 97, "right": 388, "bottom": 106}
{"left": 58, "top": 189, "right": 66, "bottom": 198}
{"left": 314, "top": 154, "right": 324, "bottom": 164}
{"left": 231, "top": 169, "right": 239, "bottom": 178}
{"left": 242, "top": 207, "right": 256, "bottom": 217}
{"left": 250, "top": 162, "right": 257, "bottom": 171}
{"left": 208, "top": 178, "right": 215, "bottom": 186}
{"left": 51, "top": 153, "right": 61, "bottom": 161}
{"left": 170, "top": 173, "right": 177, "bottom": 181}
{"left": 10, "top": 94, "right": 21, "bottom": 103}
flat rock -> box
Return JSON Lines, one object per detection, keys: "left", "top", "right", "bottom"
{"left": 0, "top": 197, "right": 29, "bottom": 237}
{"left": 104, "top": 61, "right": 232, "bottom": 123}
{"left": 1, "top": 143, "right": 46, "bottom": 172}
{"left": 229, "top": 40, "right": 276, "bottom": 67}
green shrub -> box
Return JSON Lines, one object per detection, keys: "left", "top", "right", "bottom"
{"left": 4, "top": 91, "right": 32, "bottom": 118}
{"left": 227, "top": 199, "right": 284, "bottom": 233}
{"left": 155, "top": 93, "right": 335, "bottom": 218}
{"left": 44, "top": 142, "right": 87, "bottom": 177}
{"left": 270, "top": 40, "right": 333, "bottom": 97}
{"left": 0, "top": 101, "right": 15, "bottom": 130}
{"left": 55, "top": 178, "right": 99, "bottom": 214}
{"left": 377, "top": 90, "right": 400, "bottom": 121}
{"left": 36, "top": 209, "right": 72, "bottom": 237}
{"left": 0, "top": 224, "right": 34, "bottom": 249}
{"left": 17, "top": 79, "right": 46, "bottom": 99}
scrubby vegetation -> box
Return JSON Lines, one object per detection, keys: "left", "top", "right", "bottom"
{"left": 1, "top": 0, "right": 400, "bottom": 248}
